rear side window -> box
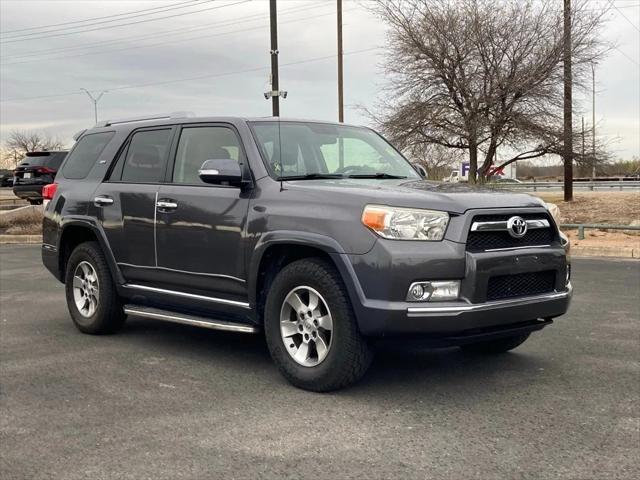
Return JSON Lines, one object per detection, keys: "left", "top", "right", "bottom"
{"left": 61, "top": 133, "right": 114, "bottom": 179}
{"left": 120, "top": 129, "right": 172, "bottom": 183}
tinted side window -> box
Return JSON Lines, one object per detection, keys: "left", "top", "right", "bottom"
{"left": 61, "top": 133, "right": 113, "bottom": 179}
{"left": 172, "top": 126, "right": 241, "bottom": 184}
{"left": 121, "top": 129, "right": 171, "bottom": 183}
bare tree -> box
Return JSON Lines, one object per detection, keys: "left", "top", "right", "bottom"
{"left": 367, "top": 0, "right": 608, "bottom": 183}
{"left": 1, "top": 129, "right": 64, "bottom": 168}
{"left": 403, "top": 143, "right": 462, "bottom": 180}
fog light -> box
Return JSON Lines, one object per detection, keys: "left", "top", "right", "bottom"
{"left": 407, "top": 280, "right": 460, "bottom": 302}
{"left": 410, "top": 284, "right": 426, "bottom": 300}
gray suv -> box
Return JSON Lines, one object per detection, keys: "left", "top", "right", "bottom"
{"left": 42, "top": 114, "right": 572, "bottom": 391}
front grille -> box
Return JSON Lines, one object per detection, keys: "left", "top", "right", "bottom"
{"left": 466, "top": 213, "right": 556, "bottom": 252}
{"left": 486, "top": 270, "right": 556, "bottom": 301}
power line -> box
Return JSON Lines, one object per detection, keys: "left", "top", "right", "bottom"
{"left": 0, "top": 0, "right": 217, "bottom": 40}
{"left": 610, "top": 0, "right": 640, "bottom": 32}
{"left": 613, "top": 45, "right": 640, "bottom": 66}
{"left": 0, "top": 47, "right": 381, "bottom": 103}
{"left": 0, "top": 0, "right": 251, "bottom": 44}
{"left": 0, "top": 0, "right": 208, "bottom": 35}
{"left": 2, "top": 8, "right": 350, "bottom": 67}
{"left": 0, "top": 1, "right": 216, "bottom": 39}
{"left": 1, "top": 3, "right": 326, "bottom": 62}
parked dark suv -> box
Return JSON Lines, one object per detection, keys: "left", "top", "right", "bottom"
{"left": 42, "top": 114, "right": 572, "bottom": 391}
{"left": 13, "top": 151, "right": 68, "bottom": 204}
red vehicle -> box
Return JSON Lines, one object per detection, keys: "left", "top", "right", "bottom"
{"left": 13, "top": 151, "right": 68, "bottom": 204}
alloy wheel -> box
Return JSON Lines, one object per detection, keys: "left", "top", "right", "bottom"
{"left": 280, "top": 286, "right": 333, "bottom": 367}
{"left": 72, "top": 261, "right": 100, "bottom": 318}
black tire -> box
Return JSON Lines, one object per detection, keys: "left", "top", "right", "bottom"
{"left": 461, "top": 333, "right": 531, "bottom": 354}
{"left": 264, "top": 258, "right": 372, "bottom": 392}
{"left": 64, "top": 241, "right": 126, "bottom": 335}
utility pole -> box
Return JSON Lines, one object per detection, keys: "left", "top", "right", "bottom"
{"left": 563, "top": 0, "right": 573, "bottom": 201}
{"left": 581, "top": 116, "right": 585, "bottom": 166}
{"left": 269, "top": 0, "right": 280, "bottom": 117}
{"left": 591, "top": 62, "right": 596, "bottom": 179}
{"left": 337, "top": 0, "right": 344, "bottom": 123}
{"left": 80, "top": 88, "right": 107, "bottom": 124}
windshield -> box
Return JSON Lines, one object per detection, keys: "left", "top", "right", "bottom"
{"left": 250, "top": 122, "right": 420, "bottom": 180}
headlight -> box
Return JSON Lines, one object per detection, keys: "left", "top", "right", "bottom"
{"left": 361, "top": 205, "right": 449, "bottom": 241}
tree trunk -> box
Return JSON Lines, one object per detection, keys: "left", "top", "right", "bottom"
{"left": 468, "top": 140, "right": 478, "bottom": 184}
{"left": 479, "top": 140, "right": 498, "bottom": 183}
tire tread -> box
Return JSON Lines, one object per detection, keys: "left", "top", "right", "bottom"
{"left": 265, "top": 258, "right": 372, "bottom": 391}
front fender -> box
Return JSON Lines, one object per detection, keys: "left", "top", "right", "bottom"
{"left": 247, "top": 230, "right": 368, "bottom": 313}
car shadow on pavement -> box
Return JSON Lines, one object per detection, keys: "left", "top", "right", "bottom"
{"left": 120, "top": 317, "right": 272, "bottom": 362}
{"left": 358, "top": 342, "right": 553, "bottom": 391}
{"left": 120, "top": 317, "right": 553, "bottom": 395}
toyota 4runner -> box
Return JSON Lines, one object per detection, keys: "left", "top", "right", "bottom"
{"left": 42, "top": 114, "right": 572, "bottom": 391}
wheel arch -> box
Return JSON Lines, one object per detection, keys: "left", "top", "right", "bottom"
{"left": 248, "top": 231, "right": 365, "bottom": 324}
{"left": 58, "top": 219, "right": 123, "bottom": 285}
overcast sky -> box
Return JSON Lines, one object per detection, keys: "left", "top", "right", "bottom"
{"left": 1, "top": 0, "right": 638, "bottom": 160}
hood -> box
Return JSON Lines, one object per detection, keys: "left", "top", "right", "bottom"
{"left": 284, "top": 178, "right": 545, "bottom": 214}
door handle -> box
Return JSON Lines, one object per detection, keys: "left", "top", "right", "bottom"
{"left": 156, "top": 200, "right": 178, "bottom": 210}
{"left": 94, "top": 196, "right": 114, "bottom": 207}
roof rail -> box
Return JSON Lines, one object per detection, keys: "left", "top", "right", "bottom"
{"left": 72, "top": 129, "right": 87, "bottom": 141}
{"left": 97, "top": 111, "right": 195, "bottom": 127}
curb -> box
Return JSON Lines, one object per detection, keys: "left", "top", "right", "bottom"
{"left": 0, "top": 235, "right": 43, "bottom": 245}
{"left": 571, "top": 245, "right": 638, "bottom": 259}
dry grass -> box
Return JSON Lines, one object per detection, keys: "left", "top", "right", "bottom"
{"left": 0, "top": 208, "right": 43, "bottom": 235}
{"left": 535, "top": 191, "right": 640, "bottom": 225}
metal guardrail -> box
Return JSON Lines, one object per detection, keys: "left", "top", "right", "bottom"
{"left": 497, "top": 180, "right": 640, "bottom": 191}
{"left": 560, "top": 223, "right": 640, "bottom": 240}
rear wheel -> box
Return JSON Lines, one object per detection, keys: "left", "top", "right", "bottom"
{"left": 64, "top": 241, "right": 126, "bottom": 334}
{"left": 264, "top": 258, "right": 372, "bottom": 392}
{"left": 461, "top": 333, "right": 530, "bottom": 354}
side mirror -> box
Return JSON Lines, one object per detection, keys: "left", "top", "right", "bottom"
{"left": 198, "top": 159, "right": 242, "bottom": 186}
{"left": 412, "top": 163, "right": 428, "bottom": 179}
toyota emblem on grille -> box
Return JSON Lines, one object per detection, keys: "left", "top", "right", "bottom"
{"left": 507, "top": 216, "right": 528, "bottom": 238}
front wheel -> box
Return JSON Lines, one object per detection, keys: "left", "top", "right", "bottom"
{"left": 64, "top": 241, "right": 126, "bottom": 334}
{"left": 461, "top": 333, "right": 531, "bottom": 354}
{"left": 264, "top": 258, "right": 372, "bottom": 392}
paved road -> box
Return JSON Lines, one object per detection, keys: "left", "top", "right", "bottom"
{"left": 1, "top": 246, "right": 638, "bottom": 479}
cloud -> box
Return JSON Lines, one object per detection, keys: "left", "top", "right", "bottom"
{"left": 0, "top": 0, "right": 637, "bottom": 159}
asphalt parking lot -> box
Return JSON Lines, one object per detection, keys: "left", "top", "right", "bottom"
{"left": 1, "top": 245, "right": 638, "bottom": 479}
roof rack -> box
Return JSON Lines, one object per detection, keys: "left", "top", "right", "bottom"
{"left": 72, "top": 129, "right": 87, "bottom": 141}
{"left": 97, "top": 111, "right": 194, "bottom": 127}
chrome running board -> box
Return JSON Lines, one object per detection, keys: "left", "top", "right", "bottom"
{"left": 123, "top": 305, "right": 259, "bottom": 334}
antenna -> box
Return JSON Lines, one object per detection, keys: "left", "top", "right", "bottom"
{"left": 277, "top": 118, "right": 284, "bottom": 192}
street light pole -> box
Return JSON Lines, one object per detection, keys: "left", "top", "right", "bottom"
{"left": 80, "top": 88, "right": 107, "bottom": 124}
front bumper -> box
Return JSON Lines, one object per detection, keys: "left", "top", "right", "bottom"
{"left": 336, "top": 237, "right": 571, "bottom": 338}
{"left": 350, "top": 283, "right": 571, "bottom": 337}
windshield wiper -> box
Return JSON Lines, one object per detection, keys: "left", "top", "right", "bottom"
{"left": 347, "top": 173, "right": 407, "bottom": 179}
{"left": 279, "top": 173, "right": 344, "bottom": 180}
